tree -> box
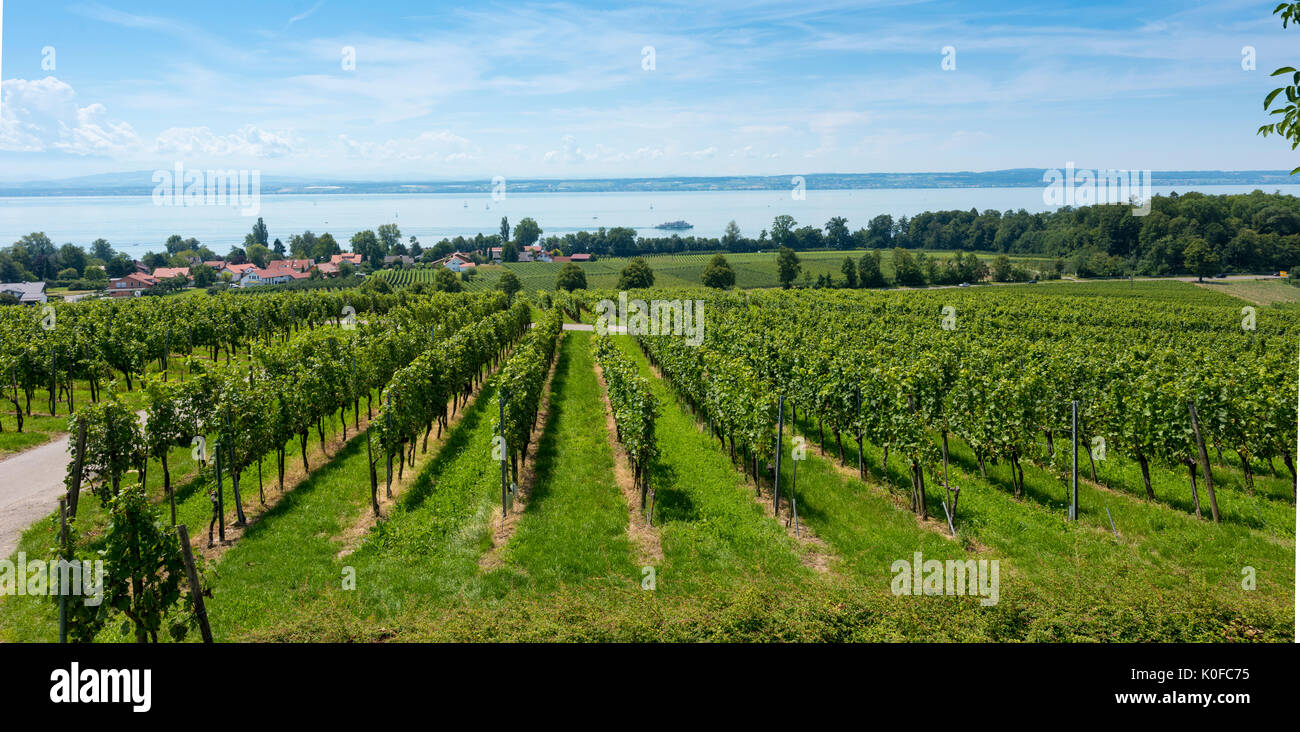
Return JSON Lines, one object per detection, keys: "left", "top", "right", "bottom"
{"left": 106, "top": 253, "right": 134, "bottom": 278}
{"left": 251, "top": 217, "right": 269, "bottom": 246}
{"left": 246, "top": 243, "right": 271, "bottom": 268}
{"left": 1183, "top": 237, "right": 1220, "bottom": 281}
{"left": 776, "top": 246, "right": 800, "bottom": 288}
{"left": 722, "top": 220, "right": 742, "bottom": 249}
{"left": 351, "top": 230, "right": 382, "bottom": 268}
{"left": 289, "top": 231, "right": 316, "bottom": 259}
{"left": 58, "top": 243, "right": 87, "bottom": 276}
{"left": 841, "top": 256, "right": 858, "bottom": 288}
{"left": 1259, "top": 3, "right": 1300, "bottom": 173}
{"left": 771, "top": 215, "right": 797, "bottom": 248}
{"left": 825, "top": 216, "right": 851, "bottom": 250}
{"left": 272, "top": 238, "right": 285, "bottom": 256}
{"left": 191, "top": 264, "right": 217, "bottom": 288}
{"left": 859, "top": 251, "right": 886, "bottom": 287}
{"left": 497, "top": 270, "right": 522, "bottom": 299}
{"left": 701, "top": 253, "right": 735, "bottom": 289}
{"left": 338, "top": 261, "right": 355, "bottom": 278}
{"left": 618, "top": 257, "right": 655, "bottom": 289}
{"left": 991, "top": 254, "right": 1014, "bottom": 282}
{"left": 513, "top": 218, "right": 542, "bottom": 248}
{"left": 314, "top": 233, "right": 341, "bottom": 261}
{"left": 91, "top": 238, "right": 115, "bottom": 262}
{"left": 556, "top": 262, "right": 588, "bottom": 291}
{"left": 502, "top": 242, "right": 519, "bottom": 262}
{"left": 377, "top": 224, "right": 402, "bottom": 256}
{"left": 866, "top": 214, "right": 893, "bottom": 248}
{"left": 893, "top": 248, "right": 926, "bottom": 286}
{"left": 226, "top": 247, "right": 248, "bottom": 265}
{"left": 16, "top": 233, "right": 56, "bottom": 280}
{"left": 500, "top": 217, "right": 510, "bottom": 243}
{"left": 434, "top": 267, "right": 463, "bottom": 292}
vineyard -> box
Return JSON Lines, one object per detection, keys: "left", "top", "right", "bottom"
{"left": 0, "top": 278, "right": 1294, "bottom": 642}
{"left": 370, "top": 248, "right": 1060, "bottom": 293}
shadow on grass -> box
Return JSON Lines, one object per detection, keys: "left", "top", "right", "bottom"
{"left": 397, "top": 382, "right": 496, "bottom": 512}
{"left": 233, "top": 433, "right": 370, "bottom": 546}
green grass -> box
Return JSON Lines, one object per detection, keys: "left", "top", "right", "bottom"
{"left": 1193, "top": 278, "right": 1300, "bottom": 306}
{"left": 0, "top": 384, "right": 374, "bottom": 642}
{"left": 779, "top": 403, "right": 1293, "bottom": 640}
{"left": 610, "top": 334, "right": 811, "bottom": 593}
{"left": 485, "top": 332, "right": 639, "bottom": 592}
{"left": 378, "top": 249, "right": 1059, "bottom": 293}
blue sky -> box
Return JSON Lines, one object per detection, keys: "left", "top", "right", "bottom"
{"left": 0, "top": 0, "right": 1293, "bottom": 180}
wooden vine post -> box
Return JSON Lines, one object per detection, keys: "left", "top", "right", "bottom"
{"left": 773, "top": 395, "right": 784, "bottom": 516}
{"left": 175, "top": 525, "right": 213, "bottom": 643}
{"left": 499, "top": 389, "right": 509, "bottom": 517}
{"left": 1070, "top": 400, "right": 1079, "bottom": 521}
{"left": 1187, "top": 400, "right": 1220, "bottom": 523}
{"left": 67, "top": 420, "right": 87, "bottom": 518}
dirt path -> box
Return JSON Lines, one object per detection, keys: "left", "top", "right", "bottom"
{"left": 0, "top": 431, "right": 75, "bottom": 558}
{"left": 0, "top": 409, "right": 146, "bottom": 558}
{"left": 592, "top": 361, "right": 663, "bottom": 566}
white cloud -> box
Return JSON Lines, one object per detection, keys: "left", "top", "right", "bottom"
{"left": 0, "top": 76, "right": 140, "bottom": 156}
{"left": 154, "top": 125, "right": 301, "bottom": 158}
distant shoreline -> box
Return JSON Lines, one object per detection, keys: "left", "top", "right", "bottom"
{"left": 0, "top": 169, "right": 1294, "bottom": 198}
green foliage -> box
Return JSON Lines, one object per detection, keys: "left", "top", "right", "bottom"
{"left": 556, "top": 262, "right": 588, "bottom": 291}
{"left": 434, "top": 267, "right": 463, "bottom": 292}
{"left": 617, "top": 257, "right": 655, "bottom": 290}
{"left": 102, "top": 485, "right": 192, "bottom": 642}
{"left": 1258, "top": 3, "right": 1300, "bottom": 173}
{"left": 700, "top": 253, "right": 735, "bottom": 289}
{"left": 496, "top": 270, "right": 522, "bottom": 298}
{"left": 776, "top": 246, "right": 800, "bottom": 288}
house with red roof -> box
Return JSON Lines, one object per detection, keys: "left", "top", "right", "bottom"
{"left": 151, "top": 266, "right": 191, "bottom": 281}
{"left": 108, "top": 272, "right": 158, "bottom": 297}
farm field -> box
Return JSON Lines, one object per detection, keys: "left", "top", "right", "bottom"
{"left": 373, "top": 248, "right": 1059, "bottom": 292}
{"left": 0, "top": 278, "right": 1294, "bottom": 643}
{"left": 1193, "top": 277, "right": 1300, "bottom": 306}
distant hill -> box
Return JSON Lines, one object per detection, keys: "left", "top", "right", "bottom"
{"left": 0, "top": 169, "right": 1294, "bottom": 197}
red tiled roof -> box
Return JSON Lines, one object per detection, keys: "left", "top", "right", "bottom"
{"left": 151, "top": 267, "right": 191, "bottom": 280}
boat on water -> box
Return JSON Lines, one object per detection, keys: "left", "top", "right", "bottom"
{"left": 654, "top": 220, "right": 693, "bottom": 230}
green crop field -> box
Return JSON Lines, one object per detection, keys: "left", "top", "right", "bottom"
{"left": 0, "top": 278, "right": 1292, "bottom": 645}
{"left": 374, "top": 249, "right": 1060, "bottom": 293}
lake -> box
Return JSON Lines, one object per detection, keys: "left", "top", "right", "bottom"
{"left": 3, "top": 185, "right": 1299, "bottom": 260}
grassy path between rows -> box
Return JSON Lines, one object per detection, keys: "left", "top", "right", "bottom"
{"left": 484, "top": 332, "right": 639, "bottom": 592}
